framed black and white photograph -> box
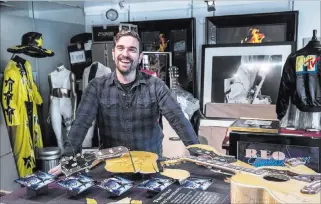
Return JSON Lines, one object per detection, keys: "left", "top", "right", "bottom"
{"left": 206, "top": 11, "right": 298, "bottom": 44}
{"left": 200, "top": 42, "right": 295, "bottom": 112}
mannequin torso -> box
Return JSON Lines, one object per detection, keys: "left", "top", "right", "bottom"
{"left": 81, "top": 62, "right": 111, "bottom": 147}
{"left": 50, "top": 66, "right": 71, "bottom": 90}
{"left": 48, "top": 65, "right": 77, "bottom": 152}
{"left": 82, "top": 62, "right": 111, "bottom": 91}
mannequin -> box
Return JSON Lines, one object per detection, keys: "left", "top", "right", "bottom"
{"left": 277, "top": 30, "right": 321, "bottom": 131}
{"left": 48, "top": 64, "right": 77, "bottom": 152}
{"left": 82, "top": 61, "right": 111, "bottom": 147}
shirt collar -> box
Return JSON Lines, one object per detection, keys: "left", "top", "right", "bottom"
{"left": 107, "top": 69, "right": 147, "bottom": 86}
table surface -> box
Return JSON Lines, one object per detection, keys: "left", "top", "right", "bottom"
{"left": 1, "top": 162, "right": 231, "bottom": 204}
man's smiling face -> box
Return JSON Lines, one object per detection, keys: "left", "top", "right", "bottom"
{"left": 112, "top": 35, "right": 142, "bottom": 76}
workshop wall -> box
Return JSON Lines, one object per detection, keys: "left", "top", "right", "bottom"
{"left": 84, "top": 0, "right": 321, "bottom": 100}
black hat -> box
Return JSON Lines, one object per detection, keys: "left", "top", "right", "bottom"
{"left": 70, "top": 33, "right": 92, "bottom": 44}
{"left": 7, "top": 32, "right": 54, "bottom": 58}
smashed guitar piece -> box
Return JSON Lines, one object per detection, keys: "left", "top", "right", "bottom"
{"left": 60, "top": 146, "right": 129, "bottom": 177}
{"left": 187, "top": 144, "right": 226, "bottom": 156}
{"left": 187, "top": 144, "right": 237, "bottom": 164}
{"left": 105, "top": 151, "right": 159, "bottom": 174}
{"left": 130, "top": 199, "right": 143, "bottom": 204}
{"left": 86, "top": 198, "right": 97, "bottom": 204}
{"left": 160, "top": 168, "right": 190, "bottom": 183}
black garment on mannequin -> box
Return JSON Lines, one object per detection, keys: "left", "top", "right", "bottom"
{"left": 88, "top": 62, "right": 98, "bottom": 82}
{"left": 87, "top": 62, "right": 100, "bottom": 147}
{"left": 276, "top": 30, "right": 321, "bottom": 120}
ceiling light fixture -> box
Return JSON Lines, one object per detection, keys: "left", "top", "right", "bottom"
{"left": 119, "top": 0, "right": 124, "bottom": 9}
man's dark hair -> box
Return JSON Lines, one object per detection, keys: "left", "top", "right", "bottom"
{"left": 113, "top": 30, "right": 142, "bottom": 52}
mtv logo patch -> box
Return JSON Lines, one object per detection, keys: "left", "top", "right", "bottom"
{"left": 296, "top": 55, "right": 320, "bottom": 74}
{"left": 296, "top": 56, "right": 305, "bottom": 73}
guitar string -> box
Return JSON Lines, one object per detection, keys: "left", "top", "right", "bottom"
{"left": 128, "top": 150, "right": 137, "bottom": 172}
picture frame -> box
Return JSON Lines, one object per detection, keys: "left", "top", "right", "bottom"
{"left": 236, "top": 140, "right": 320, "bottom": 172}
{"left": 119, "top": 23, "right": 138, "bottom": 32}
{"left": 142, "top": 51, "right": 172, "bottom": 86}
{"left": 121, "top": 18, "right": 196, "bottom": 96}
{"left": 92, "top": 25, "right": 119, "bottom": 43}
{"left": 200, "top": 42, "right": 296, "bottom": 112}
{"left": 229, "top": 131, "right": 321, "bottom": 173}
{"left": 69, "top": 50, "right": 86, "bottom": 64}
{"left": 206, "top": 11, "right": 298, "bottom": 45}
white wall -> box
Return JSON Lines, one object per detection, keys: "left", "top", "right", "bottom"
{"left": 0, "top": 14, "right": 37, "bottom": 73}
{"left": 85, "top": 0, "right": 321, "bottom": 99}
{"left": 294, "top": 0, "right": 321, "bottom": 49}
{"left": 34, "top": 8, "right": 85, "bottom": 25}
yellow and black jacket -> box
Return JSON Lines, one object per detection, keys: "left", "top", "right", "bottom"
{"left": 2, "top": 59, "right": 43, "bottom": 178}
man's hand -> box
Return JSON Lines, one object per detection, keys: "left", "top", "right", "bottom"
{"left": 48, "top": 164, "right": 62, "bottom": 176}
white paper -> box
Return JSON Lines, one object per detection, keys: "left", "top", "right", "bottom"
{"left": 244, "top": 120, "right": 272, "bottom": 126}
{"left": 70, "top": 50, "right": 86, "bottom": 64}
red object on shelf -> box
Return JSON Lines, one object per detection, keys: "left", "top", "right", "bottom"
{"left": 303, "top": 131, "right": 321, "bottom": 137}
{"left": 140, "top": 69, "right": 158, "bottom": 77}
{"left": 279, "top": 128, "right": 321, "bottom": 137}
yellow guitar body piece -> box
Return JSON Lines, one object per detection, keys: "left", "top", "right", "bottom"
{"left": 108, "top": 197, "right": 131, "bottom": 203}
{"left": 130, "top": 200, "right": 143, "bottom": 204}
{"left": 160, "top": 168, "right": 190, "bottom": 182}
{"left": 105, "top": 151, "right": 159, "bottom": 174}
{"left": 86, "top": 198, "right": 97, "bottom": 204}
{"left": 107, "top": 197, "right": 142, "bottom": 204}
{"left": 230, "top": 173, "right": 321, "bottom": 204}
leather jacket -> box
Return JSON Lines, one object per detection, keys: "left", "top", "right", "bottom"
{"left": 276, "top": 44, "right": 321, "bottom": 120}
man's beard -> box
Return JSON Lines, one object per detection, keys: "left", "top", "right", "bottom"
{"left": 116, "top": 55, "right": 138, "bottom": 76}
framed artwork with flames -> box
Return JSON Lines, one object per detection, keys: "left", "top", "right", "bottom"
{"left": 205, "top": 11, "right": 298, "bottom": 45}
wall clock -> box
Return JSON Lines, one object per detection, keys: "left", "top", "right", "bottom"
{"left": 106, "top": 9, "right": 118, "bottom": 21}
